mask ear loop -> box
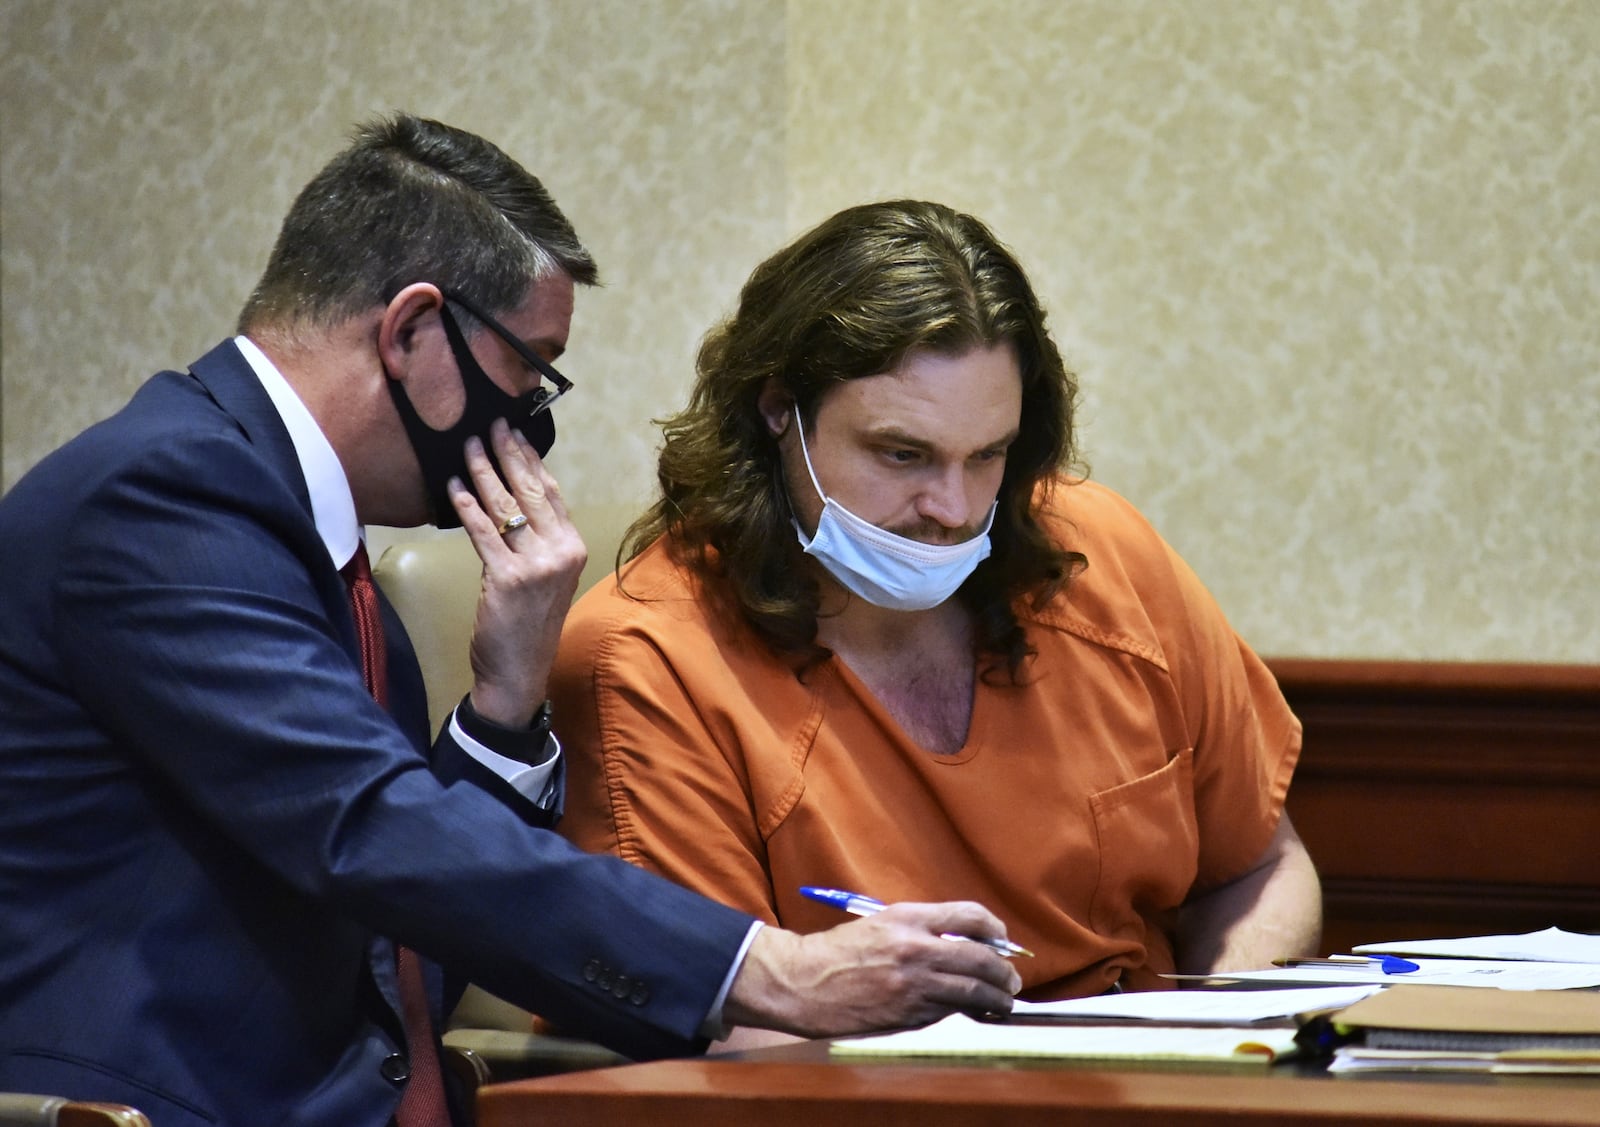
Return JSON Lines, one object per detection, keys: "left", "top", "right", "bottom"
{"left": 436, "top": 299, "right": 477, "bottom": 391}
{"left": 792, "top": 416, "right": 832, "bottom": 506}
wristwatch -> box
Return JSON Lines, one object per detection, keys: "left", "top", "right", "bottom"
{"left": 456, "top": 694, "right": 553, "bottom": 761}
{"left": 529, "top": 698, "right": 554, "bottom": 745}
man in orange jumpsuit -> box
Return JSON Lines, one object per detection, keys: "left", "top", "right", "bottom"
{"left": 552, "top": 199, "right": 1322, "bottom": 1050}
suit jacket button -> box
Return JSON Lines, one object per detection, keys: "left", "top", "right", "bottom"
{"left": 582, "top": 958, "right": 601, "bottom": 982}
{"left": 596, "top": 969, "right": 614, "bottom": 990}
{"left": 380, "top": 1053, "right": 411, "bottom": 1084}
{"left": 629, "top": 984, "right": 650, "bottom": 1006}
{"left": 611, "top": 974, "right": 632, "bottom": 999}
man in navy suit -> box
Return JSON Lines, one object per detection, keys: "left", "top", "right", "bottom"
{"left": 0, "top": 114, "right": 1021, "bottom": 1127}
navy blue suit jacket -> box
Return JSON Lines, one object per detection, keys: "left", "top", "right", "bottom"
{"left": 0, "top": 342, "right": 754, "bottom": 1127}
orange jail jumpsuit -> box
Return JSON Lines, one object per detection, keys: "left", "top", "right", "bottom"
{"left": 551, "top": 478, "right": 1301, "bottom": 999}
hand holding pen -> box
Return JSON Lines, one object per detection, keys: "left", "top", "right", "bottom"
{"left": 722, "top": 895, "right": 1022, "bottom": 1038}
{"left": 801, "top": 886, "right": 1035, "bottom": 958}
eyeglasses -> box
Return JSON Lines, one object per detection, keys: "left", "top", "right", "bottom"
{"left": 440, "top": 288, "right": 573, "bottom": 417}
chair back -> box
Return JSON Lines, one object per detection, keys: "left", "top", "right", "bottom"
{"left": 0, "top": 1094, "right": 152, "bottom": 1127}
{"left": 372, "top": 531, "right": 482, "bottom": 735}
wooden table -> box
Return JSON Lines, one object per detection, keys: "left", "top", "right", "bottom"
{"left": 476, "top": 1039, "right": 1600, "bottom": 1126}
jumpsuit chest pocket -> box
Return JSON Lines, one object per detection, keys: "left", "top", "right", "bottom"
{"left": 1086, "top": 748, "right": 1198, "bottom": 940}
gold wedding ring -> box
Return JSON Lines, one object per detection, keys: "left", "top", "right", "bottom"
{"left": 497, "top": 513, "right": 529, "bottom": 535}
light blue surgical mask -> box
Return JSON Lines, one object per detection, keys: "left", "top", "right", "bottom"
{"left": 791, "top": 422, "right": 995, "bottom": 611}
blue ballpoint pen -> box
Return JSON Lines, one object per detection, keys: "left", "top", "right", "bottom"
{"left": 799, "top": 886, "right": 1035, "bottom": 958}
{"left": 1276, "top": 954, "right": 1421, "bottom": 975}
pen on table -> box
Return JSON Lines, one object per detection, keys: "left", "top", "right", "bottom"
{"left": 1273, "top": 954, "right": 1420, "bottom": 975}
{"left": 799, "top": 886, "right": 1034, "bottom": 958}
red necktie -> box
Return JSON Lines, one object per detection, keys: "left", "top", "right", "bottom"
{"left": 342, "top": 543, "right": 450, "bottom": 1127}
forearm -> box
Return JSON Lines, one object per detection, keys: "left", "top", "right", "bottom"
{"left": 1175, "top": 813, "right": 1323, "bottom": 974}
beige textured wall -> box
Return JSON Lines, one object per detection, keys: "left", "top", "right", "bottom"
{"left": 785, "top": 0, "right": 1599, "bottom": 662}
{"left": 3, "top": 1, "right": 1597, "bottom": 662}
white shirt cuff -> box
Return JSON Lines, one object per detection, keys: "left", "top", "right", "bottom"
{"left": 698, "top": 919, "right": 764, "bottom": 1041}
{"left": 449, "top": 708, "right": 562, "bottom": 808}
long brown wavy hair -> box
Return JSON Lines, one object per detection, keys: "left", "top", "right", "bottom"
{"left": 623, "top": 199, "right": 1085, "bottom": 679}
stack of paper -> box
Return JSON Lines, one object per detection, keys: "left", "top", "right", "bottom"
{"left": 1353, "top": 926, "right": 1600, "bottom": 964}
{"left": 1181, "top": 958, "right": 1600, "bottom": 990}
{"left": 829, "top": 985, "right": 1381, "bottom": 1066}
{"left": 831, "top": 1013, "right": 1304, "bottom": 1064}
{"left": 1328, "top": 984, "right": 1600, "bottom": 1075}
{"left": 1007, "top": 984, "right": 1381, "bottom": 1023}
{"left": 1183, "top": 928, "right": 1600, "bottom": 990}
{"left": 827, "top": 929, "right": 1600, "bottom": 1072}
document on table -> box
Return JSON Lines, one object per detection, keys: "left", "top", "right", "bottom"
{"left": 1353, "top": 927, "right": 1600, "bottom": 965}
{"left": 1328, "top": 1048, "right": 1600, "bottom": 1075}
{"left": 1334, "top": 983, "right": 1600, "bottom": 1039}
{"left": 1325, "top": 985, "right": 1600, "bottom": 1075}
{"left": 830, "top": 1012, "right": 1303, "bottom": 1064}
{"left": 1174, "top": 958, "right": 1600, "bottom": 991}
{"left": 1007, "top": 984, "right": 1382, "bottom": 1024}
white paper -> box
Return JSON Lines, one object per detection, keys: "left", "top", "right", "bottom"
{"left": 1182, "top": 958, "right": 1600, "bottom": 991}
{"left": 1009, "top": 984, "right": 1382, "bottom": 1024}
{"left": 1329, "top": 1046, "right": 1600, "bottom": 1076}
{"left": 1353, "top": 927, "right": 1600, "bottom": 964}
{"left": 831, "top": 1013, "right": 1301, "bottom": 1062}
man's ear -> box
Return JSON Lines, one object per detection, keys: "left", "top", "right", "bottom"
{"left": 756, "top": 378, "right": 794, "bottom": 438}
{"left": 376, "top": 283, "right": 447, "bottom": 381}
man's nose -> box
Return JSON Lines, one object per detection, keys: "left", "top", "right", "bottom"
{"left": 915, "top": 467, "right": 971, "bottom": 530}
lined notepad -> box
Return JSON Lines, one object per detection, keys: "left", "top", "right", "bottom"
{"left": 830, "top": 1013, "right": 1301, "bottom": 1063}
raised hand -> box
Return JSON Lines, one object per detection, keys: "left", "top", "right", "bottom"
{"left": 447, "top": 418, "right": 587, "bottom": 730}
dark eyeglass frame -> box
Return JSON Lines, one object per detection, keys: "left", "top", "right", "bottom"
{"left": 440, "top": 288, "right": 573, "bottom": 417}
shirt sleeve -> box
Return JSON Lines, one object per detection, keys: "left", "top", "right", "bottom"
{"left": 697, "top": 920, "right": 765, "bottom": 1039}
{"left": 450, "top": 695, "right": 562, "bottom": 810}
{"left": 1142, "top": 526, "right": 1302, "bottom": 889}
{"left": 1043, "top": 480, "right": 1301, "bottom": 892}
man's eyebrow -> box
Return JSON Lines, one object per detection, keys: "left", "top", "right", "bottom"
{"left": 862, "top": 425, "right": 934, "bottom": 450}
{"left": 982, "top": 427, "right": 1022, "bottom": 451}
{"left": 520, "top": 336, "right": 566, "bottom": 363}
{"left": 863, "top": 425, "right": 1021, "bottom": 452}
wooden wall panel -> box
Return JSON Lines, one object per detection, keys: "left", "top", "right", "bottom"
{"left": 1267, "top": 659, "right": 1600, "bottom": 956}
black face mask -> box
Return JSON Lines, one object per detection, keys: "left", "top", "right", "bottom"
{"left": 387, "top": 299, "right": 558, "bottom": 529}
